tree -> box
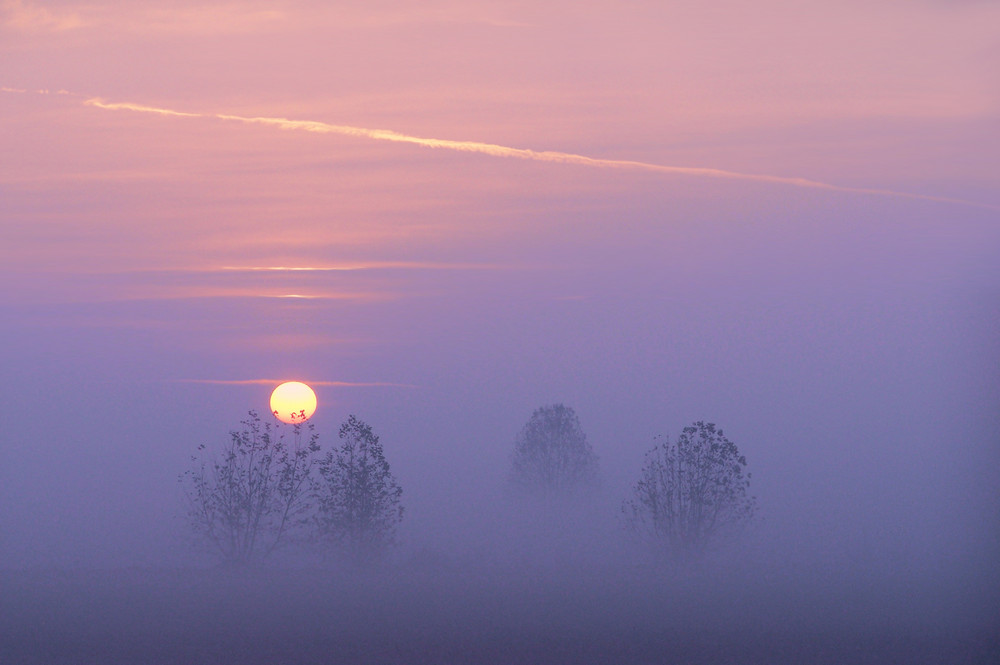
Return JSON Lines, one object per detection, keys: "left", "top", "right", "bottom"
{"left": 315, "top": 415, "right": 403, "bottom": 562}
{"left": 623, "top": 421, "right": 755, "bottom": 558}
{"left": 180, "top": 410, "right": 321, "bottom": 566}
{"left": 510, "top": 404, "right": 599, "bottom": 493}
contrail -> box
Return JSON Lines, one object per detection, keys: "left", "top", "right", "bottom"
{"left": 5, "top": 88, "right": 994, "bottom": 211}
{"left": 85, "top": 98, "right": 998, "bottom": 211}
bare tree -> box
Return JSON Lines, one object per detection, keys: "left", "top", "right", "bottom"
{"left": 623, "top": 421, "right": 755, "bottom": 557}
{"left": 180, "top": 410, "right": 321, "bottom": 566}
{"left": 510, "top": 404, "right": 599, "bottom": 493}
{"left": 315, "top": 415, "right": 403, "bottom": 563}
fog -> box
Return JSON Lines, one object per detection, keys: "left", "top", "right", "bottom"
{"left": 3, "top": 1, "right": 999, "bottom": 661}
{"left": 2, "top": 194, "right": 998, "bottom": 662}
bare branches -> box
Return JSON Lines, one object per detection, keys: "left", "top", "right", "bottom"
{"left": 624, "top": 421, "right": 755, "bottom": 558}
{"left": 179, "top": 410, "right": 321, "bottom": 566}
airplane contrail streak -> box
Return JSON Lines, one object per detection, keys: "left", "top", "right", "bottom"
{"left": 8, "top": 92, "right": 992, "bottom": 212}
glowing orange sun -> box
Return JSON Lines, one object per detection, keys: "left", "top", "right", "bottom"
{"left": 270, "top": 381, "right": 317, "bottom": 424}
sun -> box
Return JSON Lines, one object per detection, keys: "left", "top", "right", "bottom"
{"left": 270, "top": 381, "right": 317, "bottom": 424}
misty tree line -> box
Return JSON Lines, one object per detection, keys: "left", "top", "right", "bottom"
{"left": 180, "top": 404, "right": 755, "bottom": 566}
{"left": 512, "top": 405, "right": 756, "bottom": 557}
{"left": 180, "top": 412, "right": 403, "bottom": 566}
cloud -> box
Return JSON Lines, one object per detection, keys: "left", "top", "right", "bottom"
{"left": 1, "top": 1, "right": 285, "bottom": 35}
{"left": 82, "top": 96, "right": 1000, "bottom": 212}
{"left": 174, "top": 378, "right": 418, "bottom": 388}
{"left": 137, "top": 4, "right": 285, "bottom": 34}
{"left": 109, "top": 288, "right": 395, "bottom": 302}
{"left": 87, "top": 99, "right": 201, "bottom": 118}
{"left": 30, "top": 286, "right": 396, "bottom": 304}
{"left": 1, "top": 86, "right": 72, "bottom": 94}
{"left": 0, "top": 1, "right": 519, "bottom": 36}
{"left": 310, "top": 4, "right": 533, "bottom": 29}
{"left": 1, "top": 0, "right": 86, "bottom": 32}
{"left": 208, "top": 262, "right": 511, "bottom": 272}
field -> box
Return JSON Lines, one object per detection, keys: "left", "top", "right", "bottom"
{"left": 2, "top": 562, "right": 996, "bottom": 664}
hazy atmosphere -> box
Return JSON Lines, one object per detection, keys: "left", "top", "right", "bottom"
{"left": 2, "top": 1, "right": 998, "bottom": 662}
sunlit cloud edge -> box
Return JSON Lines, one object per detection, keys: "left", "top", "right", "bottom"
{"left": 174, "top": 378, "right": 418, "bottom": 388}
{"left": 100, "top": 290, "right": 396, "bottom": 303}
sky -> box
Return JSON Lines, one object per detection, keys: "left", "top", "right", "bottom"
{"left": 1, "top": 0, "right": 998, "bottom": 574}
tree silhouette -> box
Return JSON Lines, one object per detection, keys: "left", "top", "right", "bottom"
{"left": 180, "top": 410, "right": 321, "bottom": 566}
{"left": 315, "top": 415, "right": 403, "bottom": 563}
{"left": 623, "top": 421, "right": 755, "bottom": 558}
{"left": 510, "top": 404, "right": 599, "bottom": 493}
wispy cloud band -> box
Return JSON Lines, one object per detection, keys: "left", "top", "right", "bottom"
{"left": 3, "top": 87, "right": 993, "bottom": 211}
{"left": 175, "top": 378, "right": 417, "bottom": 388}
{"left": 80, "top": 97, "right": 998, "bottom": 212}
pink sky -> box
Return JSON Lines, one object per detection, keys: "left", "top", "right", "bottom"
{"left": 4, "top": 2, "right": 998, "bottom": 272}
{"left": 1, "top": 0, "right": 998, "bottom": 567}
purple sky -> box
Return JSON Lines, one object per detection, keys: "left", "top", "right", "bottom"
{"left": 1, "top": 0, "right": 998, "bottom": 569}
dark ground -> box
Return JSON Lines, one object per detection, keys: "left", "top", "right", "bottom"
{"left": 1, "top": 562, "right": 997, "bottom": 664}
